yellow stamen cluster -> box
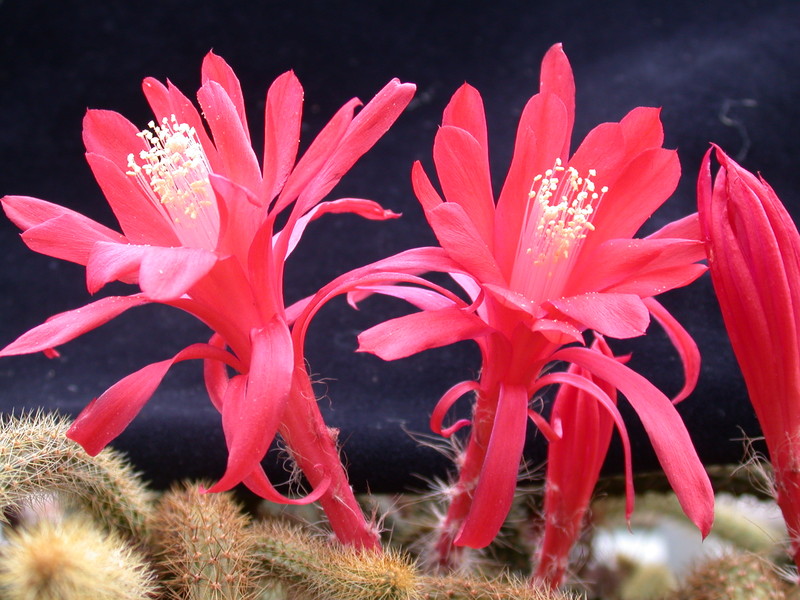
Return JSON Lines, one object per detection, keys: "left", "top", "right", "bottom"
{"left": 126, "top": 116, "right": 214, "bottom": 224}
{"left": 526, "top": 158, "right": 607, "bottom": 263}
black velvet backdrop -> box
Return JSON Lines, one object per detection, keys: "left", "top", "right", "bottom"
{"left": 1, "top": 0, "right": 798, "bottom": 492}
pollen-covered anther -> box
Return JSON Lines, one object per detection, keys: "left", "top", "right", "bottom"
{"left": 525, "top": 158, "right": 607, "bottom": 263}
{"left": 126, "top": 115, "right": 220, "bottom": 248}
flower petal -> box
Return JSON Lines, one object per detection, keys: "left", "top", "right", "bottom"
{"left": 206, "top": 321, "right": 294, "bottom": 493}
{"left": 357, "top": 307, "right": 491, "bottom": 361}
{"left": 2, "top": 195, "right": 127, "bottom": 265}
{"left": 0, "top": 295, "right": 150, "bottom": 357}
{"left": 552, "top": 346, "right": 714, "bottom": 537}
{"left": 412, "top": 160, "right": 444, "bottom": 212}
{"left": 197, "top": 80, "right": 262, "bottom": 193}
{"left": 442, "top": 83, "right": 488, "bottom": 154}
{"left": 67, "top": 342, "right": 239, "bottom": 455}
{"left": 539, "top": 43, "right": 575, "bottom": 157}
{"left": 295, "top": 78, "right": 416, "bottom": 212}
{"left": 431, "top": 380, "right": 479, "bottom": 437}
{"left": 568, "top": 237, "right": 707, "bottom": 297}
{"left": 138, "top": 245, "right": 218, "bottom": 301}
{"left": 644, "top": 297, "right": 700, "bottom": 403}
{"left": 141, "top": 77, "right": 221, "bottom": 171}
{"left": 548, "top": 292, "right": 650, "bottom": 339}
{"left": 263, "top": 71, "right": 303, "bottom": 201}
{"left": 202, "top": 51, "right": 250, "bottom": 141}
{"left": 427, "top": 202, "right": 504, "bottom": 286}
{"left": 494, "top": 91, "right": 569, "bottom": 276}
{"left": 82, "top": 109, "right": 147, "bottom": 171}
{"left": 455, "top": 383, "right": 528, "bottom": 548}
{"left": 433, "top": 125, "right": 495, "bottom": 246}
{"left": 84, "top": 152, "right": 180, "bottom": 246}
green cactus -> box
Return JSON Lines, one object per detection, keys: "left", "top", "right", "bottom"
{"left": 250, "top": 519, "right": 574, "bottom": 600}
{"left": 677, "top": 552, "right": 787, "bottom": 600}
{"left": 0, "top": 514, "right": 156, "bottom": 600}
{"left": 149, "top": 481, "right": 259, "bottom": 600}
{"left": 0, "top": 410, "right": 152, "bottom": 541}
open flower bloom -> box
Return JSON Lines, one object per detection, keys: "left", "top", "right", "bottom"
{"left": 1, "top": 52, "right": 415, "bottom": 549}
{"left": 339, "top": 43, "right": 714, "bottom": 569}
{"left": 698, "top": 146, "right": 800, "bottom": 567}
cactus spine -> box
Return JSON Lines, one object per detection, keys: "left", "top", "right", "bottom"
{"left": 0, "top": 514, "right": 155, "bottom": 600}
{"left": 0, "top": 411, "right": 152, "bottom": 540}
{"left": 149, "top": 482, "right": 258, "bottom": 600}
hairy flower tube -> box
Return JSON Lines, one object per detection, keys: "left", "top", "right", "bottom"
{"left": 698, "top": 146, "right": 800, "bottom": 569}
{"left": 322, "top": 43, "right": 714, "bottom": 572}
{"left": 0, "top": 52, "right": 415, "bottom": 549}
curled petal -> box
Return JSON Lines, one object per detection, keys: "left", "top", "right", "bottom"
{"left": 242, "top": 464, "right": 332, "bottom": 505}
{"left": 431, "top": 380, "right": 479, "bottom": 437}
{"left": 552, "top": 346, "right": 714, "bottom": 537}
{"left": 644, "top": 297, "right": 700, "bottom": 403}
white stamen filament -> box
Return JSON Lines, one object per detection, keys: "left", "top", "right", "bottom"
{"left": 126, "top": 115, "right": 219, "bottom": 250}
{"left": 511, "top": 158, "right": 608, "bottom": 303}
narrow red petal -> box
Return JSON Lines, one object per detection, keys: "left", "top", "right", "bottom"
{"left": 197, "top": 80, "right": 262, "bottom": 193}
{"left": 442, "top": 83, "right": 489, "bottom": 164}
{"left": 82, "top": 109, "right": 147, "bottom": 171}
{"left": 141, "top": 77, "right": 221, "bottom": 171}
{"left": 86, "top": 241, "right": 144, "bottom": 292}
{"left": 2, "top": 195, "right": 127, "bottom": 265}
{"left": 539, "top": 43, "right": 575, "bottom": 157}
{"left": 0, "top": 295, "right": 150, "bottom": 357}
{"left": 201, "top": 51, "right": 250, "bottom": 141}
{"left": 644, "top": 297, "right": 701, "bottom": 403}
{"left": 263, "top": 71, "right": 303, "bottom": 201}
{"left": 357, "top": 308, "right": 491, "bottom": 361}
{"left": 434, "top": 125, "right": 495, "bottom": 246}
{"left": 67, "top": 342, "right": 239, "bottom": 455}
{"left": 412, "top": 160, "right": 444, "bottom": 212}
{"left": 207, "top": 321, "right": 294, "bottom": 493}
{"left": 455, "top": 383, "right": 528, "bottom": 548}
{"left": 84, "top": 152, "right": 180, "bottom": 246}
{"left": 553, "top": 346, "right": 715, "bottom": 537}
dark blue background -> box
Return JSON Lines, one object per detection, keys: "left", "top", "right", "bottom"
{"left": 1, "top": 0, "right": 798, "bottom": 492}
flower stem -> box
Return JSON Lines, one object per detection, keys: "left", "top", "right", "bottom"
{"left": 280, "top": 368, "right": 381, "bottom": 550}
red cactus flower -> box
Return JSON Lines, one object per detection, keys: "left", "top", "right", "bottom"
{"left": 1, "top": 52, "right": 415, "bottom": 549}
{"left": 698, "top": 145, "right": 800, "bottom": 568}
{"left": 347, "top": 43, "right": 713, "bottom": 570}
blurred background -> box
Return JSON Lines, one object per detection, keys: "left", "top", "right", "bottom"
{"left": 0, "top": 0, "right": 798, "bottom": 492}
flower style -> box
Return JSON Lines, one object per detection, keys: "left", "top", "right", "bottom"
{"left": 1, "top": 52, "right": 415, "bottom": 549}
{"left": 347, "top": 43, "right": 714, "bottom": 570}
{"left": 698, "top": 146, "right": 800, "bottom": 568}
